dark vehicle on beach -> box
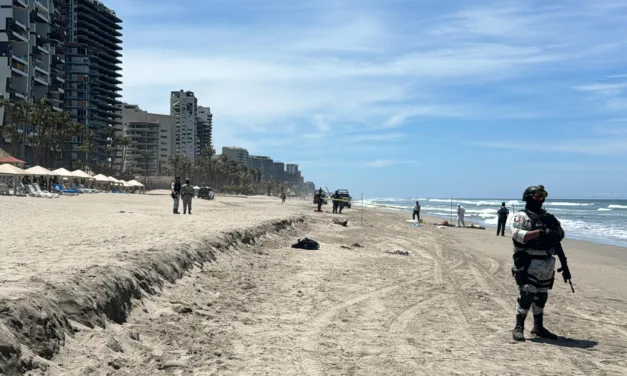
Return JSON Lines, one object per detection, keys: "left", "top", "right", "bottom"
{"left": 335, "top": 189, "right": 352, "bottom": 209}
{"left": 198, "top": 187, "right": 215, "bottom": 200}
{"left": 313, "top": 191, "right": 327, "bottom": 205}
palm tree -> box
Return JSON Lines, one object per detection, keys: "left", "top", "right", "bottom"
{"left": 116, "top": 136, "right": 130, "bottom": 174}
{"left": 168, "top": 153, "right": 182, "bottom": 176}
{"left": 180, "top": 155, "right": 192, "bottom": 181}
{"left": 77, "top": 130, "right": 94, "bottom": 168}
{"left": 137, "top": 150, "right": 153, "bottom": 184}
{"left": 0, "top": 97, "right": 30, "bottom": 159}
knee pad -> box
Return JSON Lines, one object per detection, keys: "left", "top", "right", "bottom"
{"left": 534, "top": 292, "right": 548, "bottom": 308}
{"left": 517, "top": 291, "right": 535, "bottom": 309}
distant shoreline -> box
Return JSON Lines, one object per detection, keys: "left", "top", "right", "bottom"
{"left": 359, "top": 200, "right": 627, "bottom": 249}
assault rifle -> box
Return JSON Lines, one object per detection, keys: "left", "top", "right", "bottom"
{"left": 533, "top": 209, "right": 575, "bottom": 293}
{"left": 554, "top": 242, "right": 575, "bottom": 293}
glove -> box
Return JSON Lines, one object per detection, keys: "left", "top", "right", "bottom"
{"left": 561, "top": 265, "right": 572, "bottom": 281}
{"left": 540, "top": 228, "right": 561, "bottom": 244}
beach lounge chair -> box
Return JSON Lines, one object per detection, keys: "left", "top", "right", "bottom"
{"left": 54, "top": 184, "right": 78, "bottom": 196}
{"left": 21, "top": 183, "right": 38, "bottom": 197}
{"left": 33, "top": 183, "right": 58, "bottom": 198}
{"left": 26, "top": 184, "right": 46, "bottom": 198}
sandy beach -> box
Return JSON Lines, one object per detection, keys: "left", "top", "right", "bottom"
{"left": 0, "top": 194, "right": 626, "bottom": 375}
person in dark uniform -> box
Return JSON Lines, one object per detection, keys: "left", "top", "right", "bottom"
{"left": 331, "top": 192, "right": 339, "bottom": 213}
{"left": 171, "top": 176, "right": 182, "bottom": 214}
{"left": 497, "top": 202, "right": 509, "bottom": 236}
{"left": 412, "top": 201, "right": 421, "bottom": 221}
{"left": 317, "top": 188, "right": 324, "bottom": 212}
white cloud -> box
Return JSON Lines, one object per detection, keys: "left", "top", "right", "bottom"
{"left": 361, "top": 159, "right": 416, "bottom": 168}
{"left": 467, "top": 138, "right": 627, "bottom": 155}
{"left": 114, "top": 0, "right": 627, "bottom": 158}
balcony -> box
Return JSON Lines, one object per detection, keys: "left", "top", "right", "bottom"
{"left": 35, "top": 10, "right": 49, "bottom": 23}
{"left": 9, "top": 87, "right": 27, "bottom": 100}
{"left": 11, "top": 58, "right": 28, "bottom": 77}
{"left": 10, "top": 29, "right": 29, "bottom": 43}
{"left": 34, "top": 71, "right": 49, "bottom": 85}
{"left": 34, "top": 0, "right": 49, "bottom": 12}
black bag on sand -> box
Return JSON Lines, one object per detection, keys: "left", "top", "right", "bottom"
{"left": 291, "top": 237, "right": 320, "bottom": 250}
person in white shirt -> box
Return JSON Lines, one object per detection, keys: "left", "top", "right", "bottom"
{"left": 457, "top": 204, "right": 466, "bottom": 227}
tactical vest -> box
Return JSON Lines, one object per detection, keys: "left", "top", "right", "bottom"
{"left": 173, "top": 181, "right": 181, "bottom": 193}
{"left": 512, "top": 209, "right": 558, "bottom": 251}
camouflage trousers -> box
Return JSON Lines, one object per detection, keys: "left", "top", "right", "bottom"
{"left": 515, "top": 256, "right": 556, "bottom": 316}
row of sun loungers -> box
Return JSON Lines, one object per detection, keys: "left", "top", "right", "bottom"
{"left": 0, "top": 182, "right": 134, "bottom": 198}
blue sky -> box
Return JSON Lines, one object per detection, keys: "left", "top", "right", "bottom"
{"left": 107, "top": 0, "right": 627, "bottom": 199}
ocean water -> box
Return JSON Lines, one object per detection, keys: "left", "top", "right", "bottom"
{"left": 361, "top": 197, "right": 627, "bottom": 248}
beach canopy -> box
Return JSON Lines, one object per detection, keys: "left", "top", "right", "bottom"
{"left": 128, "top": 179, "right": 144, "bottom": 187}
{"left": 0, "top": 163, "right": 26, "bottom": 176}
{"left": 25, "top": 165, "right": 54, "bottom": 176}
{"left": 72, "top": 169, "right": 95, "bottom": 180}
{"left": 93, "top": 174, "right": 111, "bottom": 183}
{"left": 121, "top": 180, "right": 133, "bottom": 187}
{"left": 107, "top": 176, "right": 122, "bottom": 184}
{"left": 53, "top": 168, "right": 81, "bottom": 178}
{"left": 0, "top": 155, "right": 25, "bottom": 164}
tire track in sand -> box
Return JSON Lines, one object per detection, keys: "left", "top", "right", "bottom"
{"left": 389, "top": 234, "right": 443, "bottom": 285}
{"left": 298, "top": 284, "right": 405, "bottom": 376}
{"left": 387, "top": 293, "right": 442, "bottom": 375}
{"left": 442, "top": 236, "right": 605, "bottom": 376}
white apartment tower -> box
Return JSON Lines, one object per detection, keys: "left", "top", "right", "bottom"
{"left": 170, "top": 90, "right": 197, "bottom": 159}
{"left": 0, "top": 0, "right": 62, "bottom": 118}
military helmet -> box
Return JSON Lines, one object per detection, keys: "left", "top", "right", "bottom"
{"left": 522, "top": 185, "right": 547, "bottom": 201}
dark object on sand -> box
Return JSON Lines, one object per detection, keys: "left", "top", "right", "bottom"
{"left": 467, "top": 224, "right": 486, "bottom": 230}
{"left": 386, "top": 250, "right": 411, "bottom": 256}
{"left": 291, "top": 238, "right": 320, "bottom": 250}
{"left": 332, "top": 218, "right": 348, "bottom": 227}
{"left": 340, "top": 245, "right": 352, "bottom": 249}
{"left": 351, "top": 243, "right": 363, "bottom": 248}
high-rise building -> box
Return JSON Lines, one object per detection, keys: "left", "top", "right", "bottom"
{"left": 250, "top": 155, "right": 274, "bottom": 181}
{"left": 170, "top": 90, "right": 197, "bottom": 159}
{"left": 0, "top": 0, "right": 59, "bottom": 105}
{"left": 120, "top": 103, "right": 175, "bottom": 174}
{"left": 196, "top": 106, "right": 212, "bottom": 155}
{"left": 222, "top": 146, "right": 249, "bottom": 167}
{"left": 274, "top": 161, "right": 285, "bottom": 183}
{"left": 0, "top": 0, "right": 68, "bottom": 163}
{"left": 286, "top": 163, "right": 298, "bottom": 184}
{"left": 63, "top": 0, "right": 123, "bottom": 165}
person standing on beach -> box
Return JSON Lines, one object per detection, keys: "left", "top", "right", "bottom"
{"left": 281, "top": 192, "right": 286, "bottom": 204}
{"left": 317, "top": 188, "right": 324, "bottom": 212}
{"left": 412, "top": 201, "right": 421, "bottom": 222}
{"left": 181, "top": 178, "right": 194, "bottom": 215}
{"left": 457, "top": 204, "right": 466, "bottom": 227}
{"left": 171, "top": 176, "right": 182, "bottom": 214}
{"left": 497, "top": 202, "right": 509, "bottom": 236}
{"left": 331, "top": 192, "right": 339, "bottom": 213}
{"left": 511, "top": 185, "right": 565, "bottom": 342}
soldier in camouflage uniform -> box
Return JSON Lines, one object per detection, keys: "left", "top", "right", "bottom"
{"left": 181, "top": 178, "right": 194, "bottom": 215}
{"left": 511, "top": 185, "right": 565, "bottom": 341}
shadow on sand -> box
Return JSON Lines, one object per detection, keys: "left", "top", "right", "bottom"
{"left": 529, "top": 336, "right": 598, "bottom": 349}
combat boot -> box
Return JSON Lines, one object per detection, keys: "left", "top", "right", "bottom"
{"left": 512, "top": 314, "right": 526, "bottom": 341}
{"left": 531, "top": 314, "right": 558, "bottom": 339}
